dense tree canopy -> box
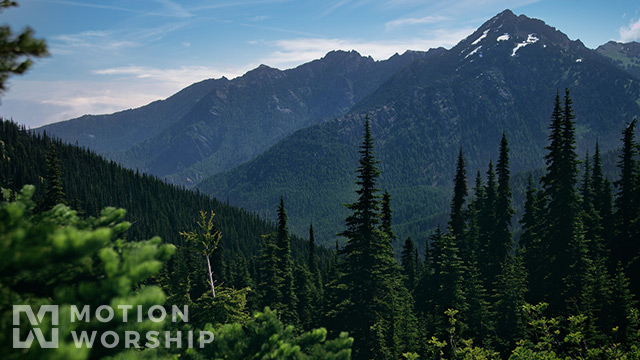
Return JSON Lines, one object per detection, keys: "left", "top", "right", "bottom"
{"left": 2, "top": 90, "right": 640, "bottom": 359}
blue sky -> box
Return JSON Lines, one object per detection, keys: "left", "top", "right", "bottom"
{"left": 2, "top": 0, "right": 640, "bottom": 127}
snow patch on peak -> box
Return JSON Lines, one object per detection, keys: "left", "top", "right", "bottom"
{"left": 511, "top": 33, "right": 539, "bottom": 56}
{"left": 465, "top": 46, "right": 482, "bottom": 59}
{"left": 497, "top": 34, "right": 510, "bottom": 41}
{"left": 472, "top": 29, "right": 489, "bottom": 45}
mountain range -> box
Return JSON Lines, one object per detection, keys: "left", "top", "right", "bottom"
{"left": 41, "top": 49, "right": 432, "bottom": 185}
{"left": 40, "top": 9, "right": 640, "bottom": 245}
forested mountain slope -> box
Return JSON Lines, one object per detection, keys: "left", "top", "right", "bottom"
{"left": 40, "top": 50, "right": 432, "bottom": 185}
{"left": 198, "top": 10, "right": 640, "bottom": 245}
{"left": 597, "top": 40, "right": 640, "bottom": 79}
{"left": 1, "top": 119, "right": 331, "bottom": 283}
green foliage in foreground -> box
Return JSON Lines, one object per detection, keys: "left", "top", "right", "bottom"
{"left": 0, "top": 185, "right": 175, "bottom": 360}
{"left": 197, "top": 308, "right": 352, "bottom": 360}
{"left": 0, "top": 185, "right": 353, "bottom": 359}
{"left": 405, "top": 304, "right": 640, "bottom": 360}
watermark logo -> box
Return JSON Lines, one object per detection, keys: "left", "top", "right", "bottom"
{"left": 13, "top": 305, "right": 59, "bottom": 348}
{"left": 12, "top": 304, "right": 213, "bottom": 350}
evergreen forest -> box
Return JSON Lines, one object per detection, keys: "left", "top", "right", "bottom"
{"left": 2, "top": 88, "right": 640, "bottom": 359}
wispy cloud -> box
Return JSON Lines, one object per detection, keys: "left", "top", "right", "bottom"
{"left": 319, "top": 0, "right": 353, "bottom": 17}
{"left": 38, "top": 0, "right": 192, "bottom": 18}
{"left": 93, "top": 65, "right": 246, "bottom": 85}
{"left": 250, "top": 15, "right": 270, "bottom": 22}
{"left": 190, "top": 0, "right": 292, "bottom": 11}
{"left": 51, "top": 30, "right": 139, "bottom": 52}
{"left": 383, "top": 0, "right": 540, "bottom": 10}
{"left": 154, "top": 0, "right": 192, "bottom": 18}
{"left": 235, "top": 21, "right": 319, "bottom": 37}
{"left": 619, "top": 17, "right": 640, "bottom": 42}
{"left": 50, "top": 21, "right": 188, "bottom": 56}
{"left": 385, "top": 16, "right": 448, "bottom": 30}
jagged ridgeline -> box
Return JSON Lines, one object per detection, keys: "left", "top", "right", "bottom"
{"left": 0, "top": 118, "right": 331, "bottom": 278}
{"left": 196, "top": 11, "right": 640, "bottom": 246}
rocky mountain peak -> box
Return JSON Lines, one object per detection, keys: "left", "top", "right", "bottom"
{"left": 453, "top": 9, "right": 582, "bottom": 62}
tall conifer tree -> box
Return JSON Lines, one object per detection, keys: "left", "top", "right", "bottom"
{"left": 592, "top": 141, "right": 614, "bottom": 267}
{"left": 540, "top": 89, "right": 581, "bottom": 312}
{"left": 330, "top": 117, "right": 416, "bottom": 359}
{"left": 381, "top": 190, "right": 396, "bottom": 242}
{"left": 276, "top": 196, "right": 299, "bottom": 326}
{"left": 613, "top": 119, "right": 639, "bottom": 293}
{"left": 478, "top": 160, "right": 497, "bottom": 282}
{"left": 521, "top": 175, "right": 546, "bottom": 304}
{"left": 465, "top": 171, "right": 484, "bottom": 262}
{"left": 449, "top": 148, "right": 468, "bottom": 254}
{"left": 258, "top": 233, "right": 282, "bottom": 310}
{"left": 41, "top": 143, "right": 66, "bottom": 210}
{"left": 307, "top": 223, "right": 323, "bottom": 325}
{"left": 308, "top": 223, "right": 319, "bottom": 275}
{"left": 491, "top": 133, "right": 514, "bottom": 277}
{"left": 401, "top": 237, "right": 416, "bottom": 291}
{"left": 415, "top": 227, "right": 440, "bottom": 317}
{"left": 493, "top": 252, "right": 527, "bottom": 352}
{"left": 294, "top": 261, "right": 314, "bottom": 330}
{"left": 432, "top": 230, "right": 467, "bottom": 338}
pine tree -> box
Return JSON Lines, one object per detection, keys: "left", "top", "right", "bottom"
{"left": 463, "top": 257, "right": 492, "bottom": 344}
{"left": 330, "top": 117, "right": 416, "bottom": 359}
{"left": 432, "top": 230, "right": 467, "bottom": 339}
{"left": 415, "top": 227, "right": 440, "bottom": 317}
{"left": 521, "top": 179, "right": 547, "bottom": 305}
{"left": 592, "top": 141, "right": 614, "bottom": 269}
{"left": 609, "top": 264, "right": 637, "bottom": 342}
{"left": 307, "top": 223, "right": 323, "bottom": 327}
{"left": 575, "top": 152, "right": 614, "bottom": 343}
{"left": 562, "top": 218, "right": 593, "bottom": 313}
{"left": 465, "top": 171, "right": 484, "bottom": 262}
{"left": 581, "top": 152, "right": 604, "bottom": 259}
{"left": 322, "top": 240, "right": 343, "bottom": 335}
{"left": 308, "top": 223, "right": 320, "bottom": 276}
{"left": 401, "top": 237, "right": 416, "bottom": 291}
{"left": 293, "top": 261, "right": 314, "bottom": 330}
{"left": 41, "top": 143, "right": 66, "bottom": 210}
{"left": 462, "top": 172, "right": 492, "bottom": 344}
{"left": 478, "top": 160, "right": 497, "bottom": 282}
{"left": 540, "top": 89, "right": 581, "bottom": 313}
{"left": 541, "top": 91, "right": 564, "bottom": 201}
{"left": 578, "top": 151, "right": 613, "bottom": 338}
{"left": 381, "top": 189, "right": 396, "bottom": 242}
{"left": 613, "top": 119, "right": 639, "bottom": 294}
{"left": 275, "top": 196, "right": 299, "bottom": 326}
{"left": 493, "top": 252, "right": 528, "bottom": 353}
{"left": 449, "top": 148, "right": 468, "bottom": 242}
{"left": 258, "top": 233, "right": 282, "bottom": 311}
{"left": 230, "top": 252, "right": 254, "bottom": 290}
{"left": 490, "top": 133, "right": 515, "bottom": 283}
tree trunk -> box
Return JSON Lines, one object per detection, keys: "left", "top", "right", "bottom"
{"left": 206, "top": 254, "right": 216, "bottom": 298}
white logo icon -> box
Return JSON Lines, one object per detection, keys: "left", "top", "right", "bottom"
{"left": 13, "top": 305, "right": 59, "bottom": 348}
